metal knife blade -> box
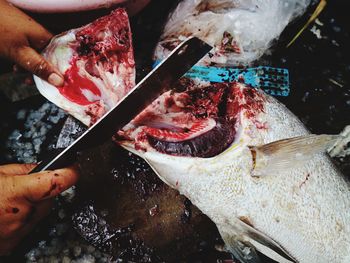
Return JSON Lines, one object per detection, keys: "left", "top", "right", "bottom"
{"left": 30, "top": 37, "right": 212, "bottom": 173}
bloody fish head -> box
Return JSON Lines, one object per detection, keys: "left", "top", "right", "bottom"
{"left": 34, "top": 8, "right": 135, "bottom": 126}
{"left": 116, "top": 80, "right": 265, "bottom": 157}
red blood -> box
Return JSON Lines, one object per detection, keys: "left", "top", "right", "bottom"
{"left": 227, "top": 83, "right": 265, "bottom": 126}
{"left": 185, "top": 84, "right": 226, "bottom": 117}
{"left": 85, "top": 101, "right": 105, "bottom": 124}
{"left": 76, "top": 8, "right": 133, "bottom": 69}
{"left": 144, "top": 119, "right": 212, "bottom": 142}
{"left": 76, "top": 9, "right": 130, "bottom": 53}
{"left": 231, "top": 40, "right": 241, "bottom": 54}
{"left": 58, "top": 61, "right": 101, "bottom": 105}
{"left": 164, "top": 97, "right": 175, "bottom": 108}
{"left": 117, "top": 82, "right": 266, "bottom": 157}
{"left": 254, "top": 120, "right": 268, "bottom": 129}
{"left": 56, "top": 9, "right": 134, "bottom": 107}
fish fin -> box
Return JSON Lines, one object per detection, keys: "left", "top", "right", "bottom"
{"left": 220, "top": 232, "right": 261, "bottom": 263}
{"left": 220, "top": 218, "right": 296, "bottom": 263}
{"left": 328, "top": 125, "right": 350, "bottom": 158}
{"left": 249, "top": 134, "right": 342, "bottom": 177}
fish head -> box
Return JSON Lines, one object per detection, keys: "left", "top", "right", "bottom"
{"left": 116, "top": 81, "right": 270, "bottom": 198}
{"left": 34, "top": 8, "right": 135, "bottom": 126}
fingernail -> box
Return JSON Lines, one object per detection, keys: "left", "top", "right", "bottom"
{"left": 48, "top": 73, "right": 64, "bottom": 86}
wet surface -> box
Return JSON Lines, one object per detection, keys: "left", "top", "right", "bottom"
{"left": 0, "top": 0, "right": 349, "bottom": 262}
{"left": 70, "top": 142, "right": 224, "bottom": 262}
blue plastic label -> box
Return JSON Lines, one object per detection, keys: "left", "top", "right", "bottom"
{"left": 153, "top": 61, "right": 290, "bottom": 97}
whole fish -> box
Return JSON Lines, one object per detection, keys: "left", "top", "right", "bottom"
{"left": 154, "top": 0, "right": 311, "bottom": 65}
{"left": 116, "top": 80, "right": 350, "bottom": 263}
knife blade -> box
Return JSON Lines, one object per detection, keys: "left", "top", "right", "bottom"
{"left": 30, "top": 37, "right": 212, "bottom": 173}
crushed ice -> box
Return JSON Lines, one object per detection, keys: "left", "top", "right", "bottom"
{"left": 5, "top": 102, "right": 66, "bottom": 163}
{"left": 4, "top": 102, "right": 116, "bottom": 262}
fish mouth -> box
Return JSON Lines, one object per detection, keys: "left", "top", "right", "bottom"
{"left": 117, "top": 81, "right": 265, "bottom": 158}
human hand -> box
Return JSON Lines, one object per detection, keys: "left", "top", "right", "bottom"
{"left": 0, "top": 0, "right": 64, "bottom": 86}
{"left": 0, "top": 163, "right": 79, "bottom": 255}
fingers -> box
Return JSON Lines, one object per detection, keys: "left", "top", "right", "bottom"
{"left": 9, "top": 45, "right": 64, "bottom": 87}
{"left": 21, "top": 199, "right": 53, "bottom": 226}
{"left": 26, "top": 24, "right": 53, "bottom": 51}
{"left": 0, "top": 0, "right": 52, "bottom": 51}
{"left": 0, "top": 203, "right": 30, "bottom": 225}
{"left": 19, "top": 166, "right": 79, "bottom": 202}
{"left": 0, "top": 163, "right": 36, "bottom": 176}
{"left": 0, "top": 1, "right": 61, "bottom": 86}
{"left": 0, "top": 199, "right": 53, "bottom": 255}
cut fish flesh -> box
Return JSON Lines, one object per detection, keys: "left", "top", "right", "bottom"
{"left": 116, "top": 80, "right": 248, "bottom": 157}
{"left": 34, "top": 9, "right": 135, "bottom": 126}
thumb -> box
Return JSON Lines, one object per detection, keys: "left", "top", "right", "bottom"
{"left": 12, "top": 46, "right": 64, "bottom": 87}
{"left": 18, "top": 166, "right": 80, "bottom": 202}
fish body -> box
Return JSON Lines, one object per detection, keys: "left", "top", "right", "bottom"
{"left": 154, "top": 0, "right": 311, "bottom": 65}
{"left": 117, "top": 81, "right": 350, "bottom": 263}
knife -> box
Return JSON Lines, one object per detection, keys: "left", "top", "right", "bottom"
{"left": 30, "top": 37, "right": 212, "bottom": 173}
